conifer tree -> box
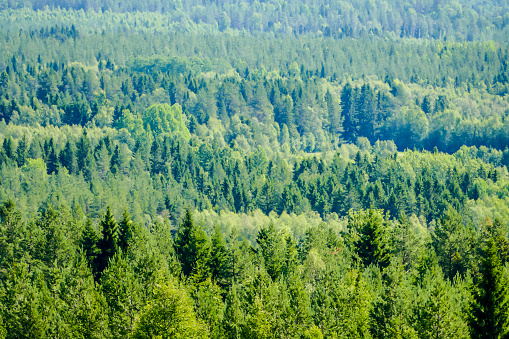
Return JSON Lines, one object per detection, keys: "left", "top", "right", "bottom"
{"left": 110, "top": 144, "right": 121, "bottom": 175}
{"left": 174, "top": 209, "right": 211, "bottom": 279}
{"left": 325, "top": 89, "right": 342, "bottom": 137}
{"left": 416, "top": 267, "right": 469, "bottom": 339}
{"left": 101, "top": 252, "right": 142, "bottom": 337}
{"left": 256, "top": 222, "right": 285, "bottom": 280}
{"left": 15, "top": 134, "right": 27, "bottom": 167}
{"left": 45, "top": 138, "right": 59, "bottom": 174}
{"left": 341, "top": 83, "right": 358, "bottom": 143}
{"left": 59, "top": 252, "right": 110, "bottom": 338}
{"left": 223, "top": 284, "right": 244, "bottom": 339}
{"left": 76, "top": 130, "right": 94, "bottom": 180}
{"left": 96, "top": 206, "right": 118, "bottom": 276}
{"left": 81, "top": 217, "right": 100, "bottom": 269}
{"left": 210, "top": 225, "right": 231, "bottom": 288}
{"left": 432, "top": 208, "right": 473, "bottom": 280}
{"left": 349, "top": 209, "right": 391, "bottom": 269}
{"left": 469, "top": 237, "right": 509, "bottom": 339}
{"left": 59, "top": 141, "right": 76, "bottom": 174}
{"left": 118, "top": 209, "right": 135, "bottom": 253}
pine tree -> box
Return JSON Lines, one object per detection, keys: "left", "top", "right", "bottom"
{"left": 110, "top": 144, "right": 121, "bottom": 175}
{"left": 370, "top": 263, "right": 418, "bottom": 338}
{"left": 421, "top": 95, "right": 433, "bottom": 114}
{"left": 76, "top": 130, "right": 94, "bottom": 179}
{"left": 2, "top": 137, "right": 15, "bottom": 160}
{"left": 101, "top": 252, "right": 142, "bottom": 337}
{"left": 46, "top": 138, "right": 59, "bottom": 174}
{"left": 325, "top": 89, "right": 342, "bottom": 137}
{"left": 357, "top": 84, "right": 378, "bottom": 142}
{"left": 416, "top": 267, "right": 469, "bottom": 339}
{"left": 59, "top": 252, "right": 110, "bottom": 338}
{"left": 256, "top": 222, "right": 285, "bottom": 280}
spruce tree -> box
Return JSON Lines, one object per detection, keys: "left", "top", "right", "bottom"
{"left": 256, "top": 222, "right": 285, "bottom": 280}
{"left": 341, "top": 83, "right": 358, "bottom": 143}
{"left": 469, "top": 237, "right": 509, "bottom": 339}
{"left": 59, "top": 141, "right": 76, "bottom": 174}
{"left": 432, "top": 208, "right": 473, "bottom": 280}
{"left": 15, "top": 134, "right": 27, "bottom": 167}
{"left": 80, "top": 217, "right": 100, "bottom": 270}
{"left": 210, "top": 225, "right": 231, "bottom": 288}
{"left": 118, "top": 209, "right": 135, "bottom": 253}
{"left": 174, "top": 209, "right": 210, "bottom": 279}
{"left": 349, "top": 209, "right": 391, "bottom": 269}
{"left": 223, "top": 284, "right": 244, "bottom": 339}
{"left": 96, "top": 206, "right": 118, "bottom": 276}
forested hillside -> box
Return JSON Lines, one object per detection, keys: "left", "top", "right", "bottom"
{"left": 0, "top": 1, "right": 509, "bottom": 338}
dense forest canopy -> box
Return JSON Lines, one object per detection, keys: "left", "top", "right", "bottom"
{"left": 2, "top": 0, "right": 509, "bottom": 42}
{"left": 0, "top": 0, "right": 509, "bottom": 338}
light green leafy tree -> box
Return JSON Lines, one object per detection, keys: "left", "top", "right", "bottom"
{"left": 132, "top": 278, "right": 208, "bottom": 339}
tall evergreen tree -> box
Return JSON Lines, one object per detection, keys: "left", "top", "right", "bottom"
{"left": 357, "top": 84, "right": 378, "bottom": 142}
{"left": 432, "top": 208, "right": 473, "bottom": 280}
{"left": 118, "top": 209, "right": 135, "bottom": 253}
{"left": 223, "top": 284, "right": 244, "bottom": 339}
{"left": 469, "top": 237, "right": 509, "bottom": 339}
{"left": 174, "top": 209, "right": 211, "bottom": 279}
{"left": 59, "top": 140, "right": 76, "bottom": 174}
{"left": 325, "top": 89, "right": 342, "bottom": 137}
{"left": 256, "top": 222, "right": 285, "bottom": 280}
{"left": 96, "top": 206, "right": 119, "bottom": 276}
{"left": 210, "top": 225, "right": 231, "bottom": 288}
{"left": 80, "top": 217, "right": 100, "bottom": 272}
{"left": 341, "top": 83, "right": 358, "bottom": 143}
{"left": 349, "top": 209, "right": 391, "bottom": 269}
{"left": 15, "top": 134, "right": 28, "bottom": 167}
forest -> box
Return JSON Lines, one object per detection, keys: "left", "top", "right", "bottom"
{"left": 0, "top": 0, "right": 509, "bottom": 338}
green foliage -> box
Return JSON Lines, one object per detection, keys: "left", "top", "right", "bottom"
{"left": 0, "top": 2, "right": 509, "bottom": 336}
{"left": 131, "top": 279, "right": 208, "bottom": 339}
{"left": 100, "top": 252, "right": 142, "bottom": 337}
{"left": 210, "top": 226, "right": 231, "bottom": 288}
{"left": 96, "top": 206, "right": 119, "bottom": 276}
{"left": 143, "top": 104, "right": 190, "bottom": 140}
{"left": 468, "top": 237, "right": 509, "bottom": 338}
{"left": 432, "top": 208, "right": 474, "bottom": 280}
{"left": 256, "top": 223, "right": 286, "bottom": 280}
{"left": 349, "top": 209, "right": 392, "bottom": 269}
{"left": 416, "top": 267, "right": 469, "bottom": 339}
{"left": 174, "top": 210, "right": 211, "bottom": 280}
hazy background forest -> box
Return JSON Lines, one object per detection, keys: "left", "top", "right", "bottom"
{"left": 0, "top": 0, "right": 509, "bottom": 338}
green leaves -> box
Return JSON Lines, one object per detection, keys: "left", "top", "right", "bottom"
{"left": 131, "top": 278, "right": 208, "bottom": 339}
{"left": 143, "top": 104, "right": 190, "bottom": 140}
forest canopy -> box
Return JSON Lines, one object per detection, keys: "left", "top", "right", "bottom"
{"left": 0, "top": 1, "right": 509, "bottom": 338}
